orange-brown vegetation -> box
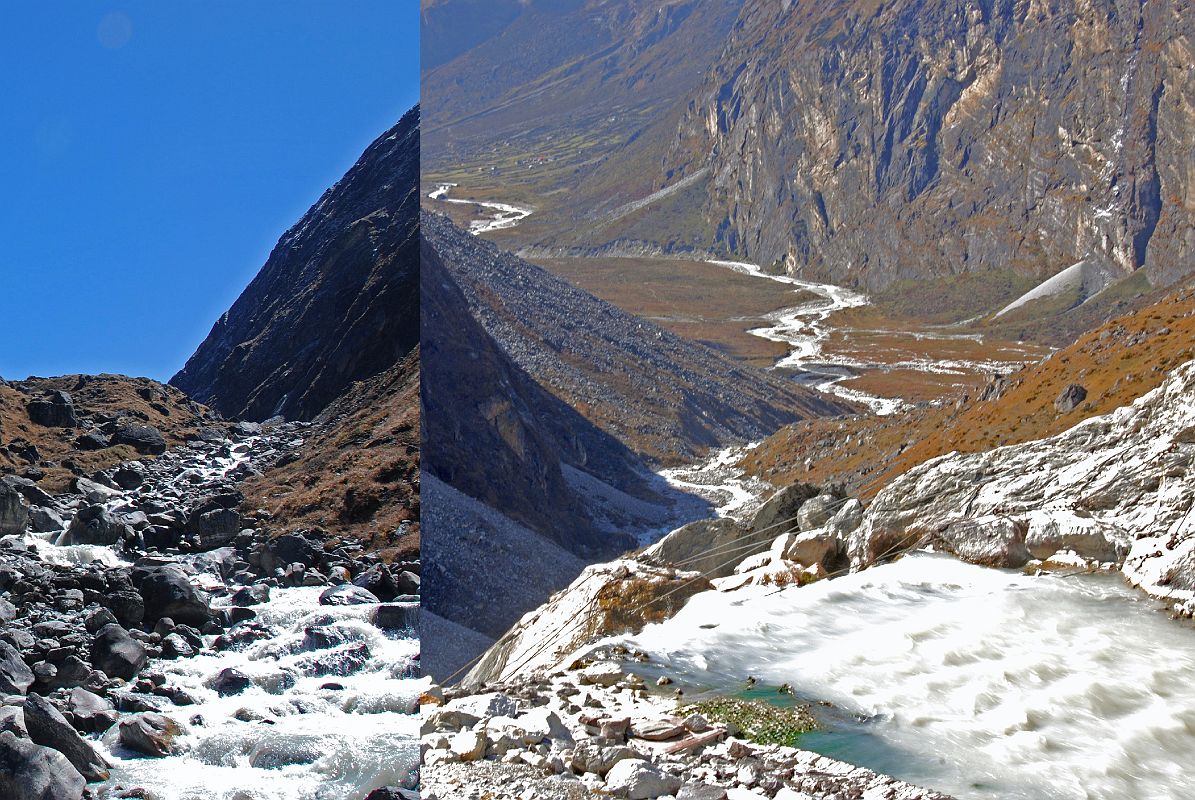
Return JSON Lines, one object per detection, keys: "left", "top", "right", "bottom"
{"left": 241, "top": 352, "right": 420, "bottom": 561}
{"left": 0, "top": 374, "right": 215, "bottom": 492}
{"left": 743, "top": 286, "right": 1195, "bottom": 497}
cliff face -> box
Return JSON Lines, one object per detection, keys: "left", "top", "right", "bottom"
{"left": 665, "top": 0, "right": 1195, "bottom": 291}
{"left": 171, "top": 106, "right": 420, "bottom": 421}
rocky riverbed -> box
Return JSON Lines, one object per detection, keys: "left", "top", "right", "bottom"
{"left": 421, "top": 658, "right": 952, "bottom": 800}
{"left": 0, "top": 422, "right": 422, "bottom": 799}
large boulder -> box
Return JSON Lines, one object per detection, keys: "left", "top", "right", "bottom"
{"left": 67, "top": 688, "right": 118, "bottom": 734}
{"left": 1054, "top": 383, "right": 1088, "bottom": 413}
{"left": 643, "top": 518, "right": 751, "bottom": 579}
{"left": 261, "top": 533, "right": 320, "bottom": 573}
{"left": 90, "top": 624, "right": 148, "bottom": 681}
{"left": 25, "top": 391, "right": 77, "bottom": 428}
{"left": 187, "top": 508, "right": 243, "bottom": 550}
{"left": 0, "top": 484, "right": 28, "bottom": 536}
{"left": 60, "top": 505, "right": 133, "bottom": 547}
{"left": 111, "top": 424, "right": 167, "bottom": 455}
{"left": 603, "top": 757, "right": 682, "bottom": 799}
{"left": 22, "top": 693, "right": 110, "bottom": 782}
{"left": 117, "top": 713, "right": 186, "bottom": 757}
{"left": 749, "top": 482, "right": 819, "bottom": 535}
{"left": 319, "top": 584, "right": 380, "bottom": 606}
{"left": 797, "top": 493, "right": 841, "bottom": 532}
{"left": 136, "top": 566, "right": 212, "bottom": 626}
{"left": 353, "top": 564, "right": 399, "bottom": 602}
{"left": 935, "top": 516, "right": 1030, "bottom": 568}
{"left": 0, "top": 642, "right": 35, "bottom": 695}
{"left": 1024, "top": 512, "right": 1123, "bottom": 562}
{"left": 774, "top": 528, "right": 848, "bottom": 573}
{"left": 0, "top": 731, "right": 85, "bottom": 800}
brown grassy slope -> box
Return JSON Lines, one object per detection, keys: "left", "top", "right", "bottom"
{"left": 743, "top": 285, "right": 1195, "bottom": 496}
{"left": 241, "top": 350, "right": 420, "bottom": 561}
{"left": 0, "top": 374, "right": 218, "bottom": 491}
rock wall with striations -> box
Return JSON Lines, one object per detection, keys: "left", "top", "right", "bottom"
{"left": 171, "top": 106, "right": 420, "bottom": 422}
{"left": 664, "top": 0, "right": 1195, "bottom": 291}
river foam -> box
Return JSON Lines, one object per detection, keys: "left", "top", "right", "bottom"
{"left": 621, "top": 552, "right": 1195, "bottom": 800}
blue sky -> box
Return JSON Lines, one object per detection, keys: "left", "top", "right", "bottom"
{"left": 0, "top": 2, "right": 418, "bottom": 381}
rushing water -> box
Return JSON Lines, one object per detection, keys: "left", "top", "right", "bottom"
{"left": 25, "top": 436, "right": 424, "bottom": 799}
{"left": 98, "top": 587, "right": 423, "bottom": 800}
{"left": 620, "top": 552, "right": 1195, "bottom": 800}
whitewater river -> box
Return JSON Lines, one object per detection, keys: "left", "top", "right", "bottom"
{"left": 25, "top": 437, "right": 423, "bottom": 800}
{"left": 620, "top": 552, "right": 1195, "bottom": 800}
{"left": 428, "top": 184, "right": 532, "bottom": 234}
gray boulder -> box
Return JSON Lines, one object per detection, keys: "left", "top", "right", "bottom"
{"left": 118, "top": 713, "right": 185, "bottom": 757}
{"left": 749, "top": 482, "right": 819, "bottom": 535}
{"left": 644, "top": 518, "right": 750, "bottom": 579}
{"left": 27, "top": 506, "right": 64, "bottom": 534}
{"left": 319, "top": 584, "right": 380, "bottom": 606}
{"left": 0, "top": 731, "right": 85, "bottom": 800}
{"left": 137, "top": 566, "right": 212, "bottom": 626}
{"left": 0, "top": 484, "right": 28, "bottom": 536}
{"left": 61, "top": 505, "right": 133, "bottom": 546}
{"left": 0, "top": 642, "right": 35, "bottom": 695}
{"left": 603, "top": 757, "right": 681, "bottom": 798}
{"left": 90, "top": 623, "right": 148, "bottom": 681}
{"left": 111, "top": 424, "right": 167, "bottom": 455}
{"left": 797, "top": 493, "right": 841, "bottom": 532}
{"left": 22, "top": 693, "right": 110, "bottom": 782}
{"left": 67, "top": 688, "right": 118, "bottom": 734}
{"left": 1054, "top": 383, "right": 1088, "bottom": 413}
{"left": 25, "top": 391, "right": 77, "bottom": 428}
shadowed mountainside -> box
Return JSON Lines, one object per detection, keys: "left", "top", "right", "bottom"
{"left": 172, "top": 106, "right": 420, "bottom": 422}
{"left": 423, "top": 211, "right": 852, "bottom": 466}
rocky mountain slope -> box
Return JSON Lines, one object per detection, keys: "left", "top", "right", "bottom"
{"left": 662, "top": 0, "right": 1195, "bottom": 296}
{"left": 423, "top": 212, "right": 851, "bottom": 466}
{"left": 0, "top": 374, "right": 221, "bottom": 493}
{"left": 423, "top": 222, "right": 692, "bottom": 679}
{"left": 848, "top": 354, "right": 1195, "bottom": 600}
{"left": 240, "top": 351, "right": 420, "bottom": 561}
{"left": 172, "top": 106, "right": 420, "bottom": 422}
{"left": 421, "top": 0, "right": 743, "bottom": 246}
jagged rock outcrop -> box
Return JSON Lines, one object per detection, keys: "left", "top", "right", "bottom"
{"left": 172, "top": 106, "right": 420, "bottom": 422}
{"left": 665, "top": 0, "right": 1195, "bottom": 292}
{"left": 849, "top": 358, "right": 1195, "bottom": 600}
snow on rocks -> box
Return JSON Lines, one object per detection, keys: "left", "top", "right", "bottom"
{"left": 421, "top": 661, "right": 953, "bottom": 800}
{"left": 466, "top": 560, "right": 713, "bottom": 687}
{"left": 850, "top": 358, "right": 1195, "bottom": 599}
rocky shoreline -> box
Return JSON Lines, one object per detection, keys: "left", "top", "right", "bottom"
{"left": 421, "top": 658, "right": 952, "bottom": 800}
{"left": 0, "top": 421, "right": 421, "bottom": 798}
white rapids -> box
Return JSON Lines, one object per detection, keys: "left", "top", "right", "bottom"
{"left": 98, "top": 588, "right": 424, "bottom": 800}
{"left": 618, "top": 552, "right": 1195, "bottom": 800}
{"left": 657, "top": 443, "right": 771, "bottom": 523}
{"left": 23, "top": 436, "right": 424, "bottom": 800}
{"left": 429, "top": 183, "right": 532, "bottom": 234}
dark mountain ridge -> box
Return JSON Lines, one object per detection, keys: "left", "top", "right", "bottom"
{"left": 172, "top": 105, "right": 420, "bottom": 422}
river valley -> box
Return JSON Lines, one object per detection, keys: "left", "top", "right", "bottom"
{"left": 1, "top": 426, "right": 422, "bottom": 800}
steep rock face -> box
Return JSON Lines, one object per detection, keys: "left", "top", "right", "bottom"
{"left": 172, "top": 106, "right": 420, "bottom": 422}
{"left": 666, "top": 0, "right": 1195, "bottom": 291}
{"left": 850, "top": 358, "right": 1195, "bottom": 600}
{"left": 421, "top": 228, "right": 648, "bottom": 557}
